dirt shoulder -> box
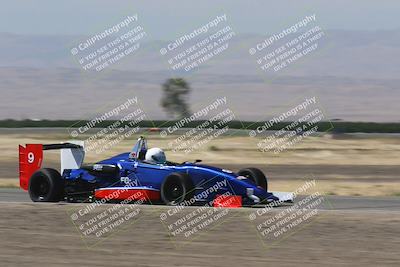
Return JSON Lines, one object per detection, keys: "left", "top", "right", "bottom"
{"left": 0, "top": 203, "right": 399, "bottom": 266}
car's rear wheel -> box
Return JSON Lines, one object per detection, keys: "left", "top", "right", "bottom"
{"left": 238, "top": 167, "right": 268, "bottom": 191}
{"left": 161, "top": 172, "right": 194, "bottom": 205}
{"left": 29, "top": 168, "right": 64, "bottom": 202}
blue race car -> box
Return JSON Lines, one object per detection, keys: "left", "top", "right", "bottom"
{"left": 19, "top": 136, "right": 292, "bottom": 207}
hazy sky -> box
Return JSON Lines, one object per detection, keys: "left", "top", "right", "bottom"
{"left": 1, "top": 0, "right": 399, "bottom": 39}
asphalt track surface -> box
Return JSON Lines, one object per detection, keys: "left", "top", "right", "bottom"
{"left": 1, "top": 188, "right": 399, "bottom": 211}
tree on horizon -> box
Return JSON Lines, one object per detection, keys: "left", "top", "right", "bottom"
{"left": 160, "top": 78, "right": 191, "bottom": 119}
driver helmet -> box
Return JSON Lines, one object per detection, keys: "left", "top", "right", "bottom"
{"left": 145, "top": 148, "right": 166, "bottom": 164}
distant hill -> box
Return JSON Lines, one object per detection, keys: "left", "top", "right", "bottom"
{"left": 1, "top": 30, "right": 399, "bottom": 122}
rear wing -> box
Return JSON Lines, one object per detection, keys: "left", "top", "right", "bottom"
{"left": 19, "top": 141, "right": 85, "bottom": 190}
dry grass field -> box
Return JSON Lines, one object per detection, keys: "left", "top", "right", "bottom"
{"left": 1, "top": 129, "right": 399, "bottom": 196}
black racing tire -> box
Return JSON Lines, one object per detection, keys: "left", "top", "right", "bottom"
{"left": 28, "top": 168, "right": 64, "bottom": 202}
{"left": 238, "top": 167, "right": 268, "bottom": 191}
{"left": 161, "top": 172, "right": 195, "bottom": 205}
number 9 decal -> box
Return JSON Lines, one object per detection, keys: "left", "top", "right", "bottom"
{"left": 27, "top": 152, "right": 35, "bottom": 163}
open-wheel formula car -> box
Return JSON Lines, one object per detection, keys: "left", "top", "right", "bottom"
{"left": 19, "top": 136, "right": 293, "bottom": 207}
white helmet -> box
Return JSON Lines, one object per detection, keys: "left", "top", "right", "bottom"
{"left": 145, "top": 148, "right": 166, "bottom": 164}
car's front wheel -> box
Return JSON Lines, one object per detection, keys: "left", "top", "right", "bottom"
{"left": 28, "top": 168, "right": 64, "bottom": 202}
{"left": 161, "top": 172, "right": 194, "bottom": 205}
{"left": 238, "top": 167, "right": 268, "bottom": 191}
